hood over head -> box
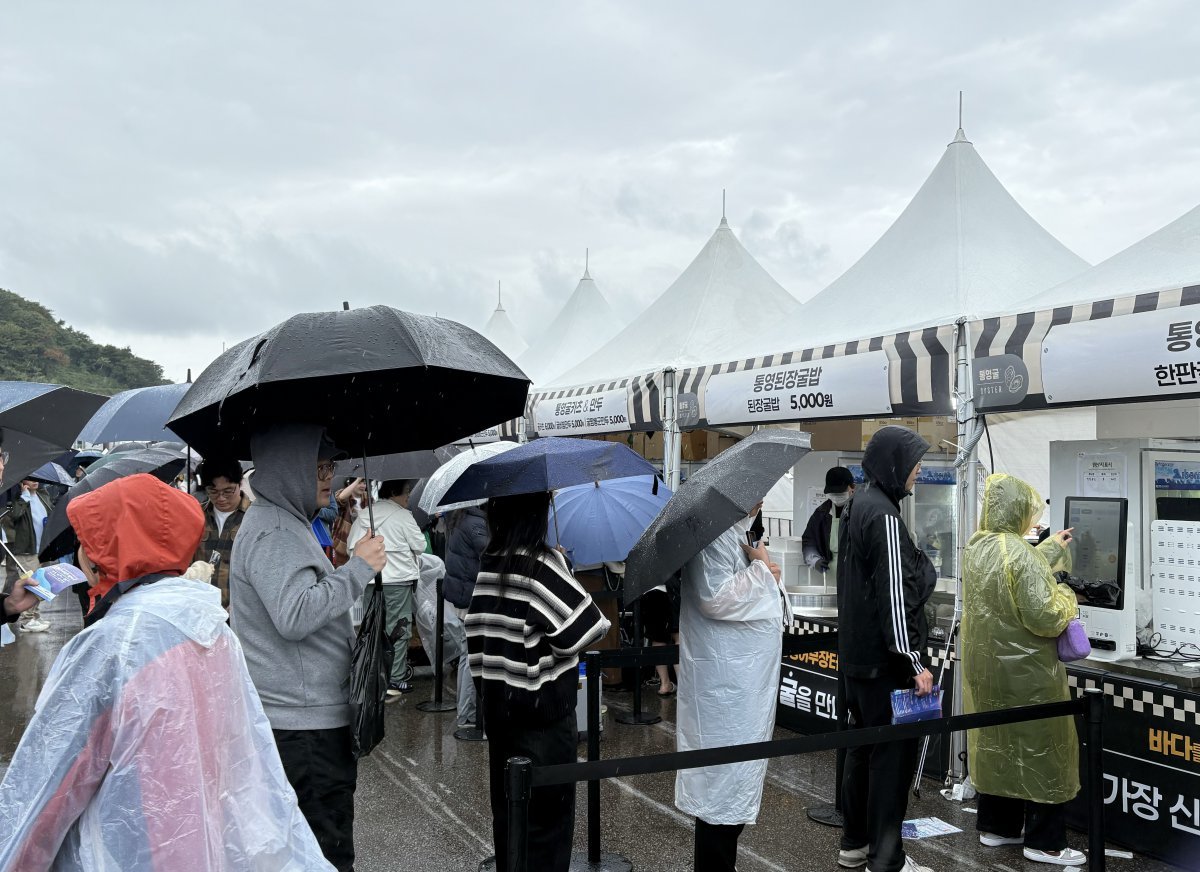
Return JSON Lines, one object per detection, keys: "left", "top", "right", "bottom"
{"left": 68, "top": 473, "right": 205, "bottom": 601}
{"left": 862, "top": 425, "right": 929, "bottom": 504}
{"left": 979, "top": 473, "right": 1043, "bottom": 536}
{"left": 250, "top": 424, "right": 344, "bottom": 521}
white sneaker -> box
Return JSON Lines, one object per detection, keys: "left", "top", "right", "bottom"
{"left": 979, "top": 832, "right": 1023, "bottom": 847}
{"left": 20, "top": 619, "right": 50, "bottom": 633}
{"left": 869, "top": 857, "right": 933, "bottom": 872}
{"left": 1023, "top": 847, "right": 1086, "bottom": 866}
{"left": 838, "top": 846, "right": 868, "bottom": 868}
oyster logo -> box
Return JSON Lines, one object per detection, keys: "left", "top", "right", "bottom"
{"left": 974, "top": 355, "right": 1029, "bottom": 409}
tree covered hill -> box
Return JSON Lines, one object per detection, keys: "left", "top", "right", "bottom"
{"left": 0, "top": 288, "right": 167, "bottom": 394}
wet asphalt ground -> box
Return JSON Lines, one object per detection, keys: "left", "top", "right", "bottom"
{"left": 2, "top": 594, "right": 1181, "bottom": 871}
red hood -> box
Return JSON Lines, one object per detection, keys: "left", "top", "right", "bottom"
{"left": 67, "top": 473, "right": 205, "bottom": 599}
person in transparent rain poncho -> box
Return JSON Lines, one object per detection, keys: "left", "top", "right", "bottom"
{"left": 963, "top": 473, "right": 1085, "bottom": 867}
{"left": 0, "top": 473, "right": 334, "bottom": 871}
{"left": 675, "top": 499, "right": 786, "bottom": 872}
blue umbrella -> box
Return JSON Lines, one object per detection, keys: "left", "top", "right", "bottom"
{"left": 547, "top": 474, "right": 672, "bottom": 565}
{"left": 436, "top": 437, "right": 659, "bottom": 506}
{"left": 27, "top": 462, "right": 74, "bottom": 487}
{"left": 78, "top": 383, "right": 191, "bottom": 444}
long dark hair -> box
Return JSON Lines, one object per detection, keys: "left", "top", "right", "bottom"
{"left": 485, "top": 491, "right": 552, "bottom": 583}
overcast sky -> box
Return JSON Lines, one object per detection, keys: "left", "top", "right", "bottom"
{"left": 2, "top": 2, "right": 1197, "bottom": 384}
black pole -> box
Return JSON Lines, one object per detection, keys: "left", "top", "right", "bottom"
{"left": 616, "top": 598, "right": 661, "bottom": 726}
{"left": 1085, "top": 689, "right": 1106, "bottom": 872}
{"left": 506, "top": 756, "right": 532, "bottom": 872}
{"left": 417, "top": 576, "right": 457, "bottom": 713}
{"left": 807, "top": 672, "right": 847, "bottom": 827}
{"left": 586, "top": 650, "right": 602, "bottom": 863}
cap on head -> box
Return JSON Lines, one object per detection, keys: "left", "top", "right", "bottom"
{"left": 824, "top": 466, "right": 855, "bottom": 494}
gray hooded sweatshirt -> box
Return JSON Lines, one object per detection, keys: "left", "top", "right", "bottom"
{"left": 230, "top": 423, "right": 376, "bottom": 730}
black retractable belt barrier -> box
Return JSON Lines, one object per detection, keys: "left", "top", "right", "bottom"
{"left": 504, "top": 689, "right": 1108, "bottom": 872}
{"left": 417, "top": 576, "right": 457, "bottom": 713}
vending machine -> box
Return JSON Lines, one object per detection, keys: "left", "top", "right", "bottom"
{"left": 1048, "top": 438, "right": 1200, "bottom": 661}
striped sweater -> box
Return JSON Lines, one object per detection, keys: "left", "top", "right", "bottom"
{"left": 466, "top": 548, "right": 608, "bottom": 724}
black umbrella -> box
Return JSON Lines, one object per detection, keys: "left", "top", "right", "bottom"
{"left": 623, "top": 429, "right": 812, "bottom": 602}
{"left": 0, "top": 382, "right": 107, "bottom": 488}
{"left": 333, "top": 450, "right": 441, "bottom": 482}
{"left": 166, "top": 306, "right": 530, "bottom": 458}
{"left": 39, "top": 445, "right": 189, "bottom": 561}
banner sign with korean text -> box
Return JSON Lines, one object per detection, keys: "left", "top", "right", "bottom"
{"left": 533, "top": 388, "right": 631, "bottom": 436}
{"left": 704, "top": 351, "right": 891, "bottom": 425}
{"left": 1065, "top": 669, "right": 1200, "bottom": 867}
{"left": 1042, "top": 306, "right": 1200, "bottom": 404}
{"left": 452, "top": 426, "right": 500, "bottom": 445}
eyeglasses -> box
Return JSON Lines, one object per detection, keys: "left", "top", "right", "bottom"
{"left": 205, "top": 486, "right": 240, "bottom": 499}
{"left": 316, "top": 462, "right": 336, "bottom": 480}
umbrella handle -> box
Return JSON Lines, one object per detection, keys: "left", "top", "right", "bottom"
{"left": 550, "top": 491, "right": 561, "bottom": 545}
{"left": 361, "top": 453, "right": 381, "bottom": 591}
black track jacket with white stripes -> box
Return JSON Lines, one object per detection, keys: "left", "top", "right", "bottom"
{"left": 837, "top": 426, "right": 937, "bottom": 681}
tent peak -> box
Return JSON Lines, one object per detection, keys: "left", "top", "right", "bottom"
{"left": 718, "top": 216, "right": 730, "bottom": 229}
{"left": 950, "top": 127, "right": 971, "bottom": 145}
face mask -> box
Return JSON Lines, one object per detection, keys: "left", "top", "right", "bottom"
{"left": 734, "top": 516, "right": 754, "bottom": 537}
{"left": 828, "top": 492, "right": 850, "bottom": 508}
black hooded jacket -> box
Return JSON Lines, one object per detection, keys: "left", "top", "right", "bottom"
{"left": 836, "top": 426, "right": 937, "bottom": 681}
{"left": 443, "top": 506, "right": 489, "bottom": 609}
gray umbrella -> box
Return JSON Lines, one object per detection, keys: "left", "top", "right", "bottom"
{"left": 333, "top": 450, "right": 441, "bottom": 482}
{"left": 623, "top": 428, "right": 811, "bottom": 602}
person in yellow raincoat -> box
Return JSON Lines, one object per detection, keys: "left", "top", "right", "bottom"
{"left": 962, "top": 474, "right": 1086, "bottom": 867}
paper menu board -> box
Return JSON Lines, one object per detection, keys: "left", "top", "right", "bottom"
{"left": 1077, "top": 452, "right": 1126, "bottom": 499}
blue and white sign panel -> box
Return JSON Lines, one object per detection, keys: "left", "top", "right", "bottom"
{"left": 704, "top": 351, "right": 891, "bottom": 425}
{"left": 533, "top": 388, "right": 631, "bottom": 436}
{"left": 1043, "top": 306, "right": 1200, "bottom": 404}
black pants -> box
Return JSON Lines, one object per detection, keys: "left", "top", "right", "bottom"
{"left": 841, "top": 675, "right": 918, "bottom": 872}
{"left": 977, "top": 792, "right": 1067, "bottom": 852}
{"left": 485, "top": 705, "right": 577, "bottom": 872}
{"left": 694, "top": 819, "right": 745, "bottom": 872}
{"left": 274, "top": 726, "right": 358, "bottom": 872}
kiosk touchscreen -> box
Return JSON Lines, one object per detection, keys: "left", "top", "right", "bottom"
{"left": 1064, "top": 497, "right": 1128, "bottom": 611}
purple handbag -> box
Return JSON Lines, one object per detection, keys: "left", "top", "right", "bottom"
{"left": 1057, "top": 618, "right": 1091, "bottom": 662}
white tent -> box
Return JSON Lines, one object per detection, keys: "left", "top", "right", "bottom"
{"left": 548, "top": 217, "right": 804, "bottom": 388}
{"left": 518, "top": 263, "right": 623, "bottom": 385}
{"left": 793, "top": 128, "right": 1089, "bottom": 346}
{"left": 483, "top": 282, "right": 528, "bottom": 361}
{"left": 1016, "top": 202, "right": 1200, "bottom": 310}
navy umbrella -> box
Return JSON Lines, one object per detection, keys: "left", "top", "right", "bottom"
{"left": 167, "top": 306, "right": 530, "bottom": 459}
{"left": 436, "top": 437, "right": 659, "bottom": 506}
{"left": 27, "top": 462, "right": 74, "bottom": 487}
{"left": 0, "top": 382, "right": 107, "bottom": 488}
{"left": 39, "top": 445, "right": 189, "bottom": 561}
{"left": 78, "top": 383, "right": 191, "bottom": 444}
{"left": 623, "top": 429, "right": 812, "bottom": 601}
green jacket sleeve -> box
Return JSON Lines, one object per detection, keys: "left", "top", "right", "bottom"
{"left": 1009, "top": 537, "right": 1077, "bottom": 638}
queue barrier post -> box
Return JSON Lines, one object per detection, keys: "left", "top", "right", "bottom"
{"left": 505, "top": 756, "right": 532, "bottom": 872}
{"left": 417, "top": 576, "right": 457, "bottom": 713}
{"left": 1085, "top": 689, "right": 1106, "bottom": 872}
{"left": 586, "top": 650, "right": 603, "bottom": 862}
{"left": 615, "top": 599, "right": 661, "bottom": 726}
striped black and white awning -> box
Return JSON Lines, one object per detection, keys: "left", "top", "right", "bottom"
{"left": 972, "top": 285, "right": 1200, "bottom": 411}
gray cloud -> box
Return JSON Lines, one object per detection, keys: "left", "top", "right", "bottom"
{"left": 1, "top": 2, "right": 1197, "bottom": 383}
